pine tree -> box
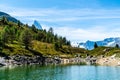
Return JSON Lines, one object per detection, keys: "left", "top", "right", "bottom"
{"left": 2, "top": 26, "right": 9, "bottom": 43}
{"left": 48, "top": 27, "right": 53, "bottom": 34}
{"left": 0, "top": 33, "right": 3, "bottom": 53}
{"left": 2, "top": 16, "right": 8, "bottom": 24}
{"left": 31, "top": 24, "right": 38, "bottom": 33}
{"left": 37, "top": 31, "right": 46, "bottom": 41}
{"left": 66, "top": 41, "right": 71, "bottom": 46}
{"left": 54, "top": 42, "right": 59, "bottom": 51}
{"left": 18, "top": 20, "right": 21, "bottom": 27}
{"left": 62, "top": 37, "right": 67, "bottom": 45}
{"left": 115, "top": 44, "right": 119, "bottom": 48}
{"left": 54, "top": 34, "right": 58, "bottom": 42}
{"left": 2, "top": 26, "right": 16, "bottom": 43}
{"left": 54, "top": 41, "right": 62, "bottom": 51}
{"left": 94, "top": 42, "right": 98, "bottom": 48}
{"left": 9, "top": 27, "right": 16, "bottom": 43}
{"left": 20, "top": 29, "right": 32, "bottom": 49}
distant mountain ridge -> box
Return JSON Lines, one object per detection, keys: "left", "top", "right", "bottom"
{"left": 33, "top": 20, "right": 42, "bottom": 30}
{"left": 0, "top": 11, "right": 43, "bottom": 30}
{"left": 0, "top": 11, "right": 18, "bottom": 23}
{"left": 79, "top": 37, "right": 120, "bottom": 50}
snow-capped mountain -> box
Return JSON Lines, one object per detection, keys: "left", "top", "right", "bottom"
{"left": 71, "top": 42, "right": 80, "bottom": 47}
{"left": 33, "top": 20, "right": 42, "bottom": 30}
{"left": 79, "top": 37, "right": 120, "bottom": 50}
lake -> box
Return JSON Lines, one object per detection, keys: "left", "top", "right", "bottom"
{"left": 0, "top": 65, "right": 120, "bottom": 80}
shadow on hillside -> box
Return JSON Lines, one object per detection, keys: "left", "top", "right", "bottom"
{"left": 0, "top": 52, "right": 8, "bottom": 57}
{"left": 27, "top": 48, "right": 45, "bottom": 64}
{"left": 28, "top": 48, "right": 43, "bottom": 57}
{"left": 4, "top": 45, "right": 13, "bottom": 52}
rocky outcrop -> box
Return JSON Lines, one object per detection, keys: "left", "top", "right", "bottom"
{"left": 96, "top": 54, "right": 120, "bottom": 66}
{"left": 44, "top": 57, "right": 61, "bottom": 64}
{"left": 60, "top": 57, "right": 86, "bottom": 64}
{"left": 44, "top": 56, "right": 97, "bottom": 65}
{"left": 11, "top": 55, "right": 45, "bottom": 65}
{"left": 0, "top": 55, "right": 45, "bottom": 66}
{"left": 0, "top": 55, "right": 98, "bottom": 66}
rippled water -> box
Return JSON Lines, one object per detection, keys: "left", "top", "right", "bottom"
{"left": 0, "top": 65, "right": 120, "bottom": 80}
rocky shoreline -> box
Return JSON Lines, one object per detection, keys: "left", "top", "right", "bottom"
{"left": 0, "top": 55, "right": 45, "bottom": 66}
{"left": 96, "top": 54, "right": 120, "bottom": 66}
{"left": 0, "top": 55, "right": 98, "bottom": 66}
{"left": 1, "top": 54, "right": 120, "bottom": 66}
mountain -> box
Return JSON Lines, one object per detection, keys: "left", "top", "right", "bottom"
{"left": 0, "top": 11, "right": 18, "bottom": 23}
{"left": 0, "top": 11, "right": 84, "bottom": 58}
{"left": 71, "top": 42, "right": 80, "bottom": 47}
{"left": 33, "top": 20, "right": 42, "bottom": 30}
{"left": 79, "top": 37, "right": 120, "bottom": 50}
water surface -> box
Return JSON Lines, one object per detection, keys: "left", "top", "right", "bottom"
{"left": 0, "top": 65, "right": 120, "bottom": 80}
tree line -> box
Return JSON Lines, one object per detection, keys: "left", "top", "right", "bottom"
{"left": 0, "top": 16, "right": 71, "bottom": 53}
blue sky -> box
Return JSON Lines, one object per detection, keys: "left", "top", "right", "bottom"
{"left": 0, "top": 0, "right": 120, "bottom": 42}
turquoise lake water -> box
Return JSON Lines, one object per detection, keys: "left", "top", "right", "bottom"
{"left": 0, "top": 65, "right": 120, "bottom": 80}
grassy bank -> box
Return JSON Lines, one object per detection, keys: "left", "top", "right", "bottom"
{"left": 1, "top": 40, "right": 87, "bottom": 58}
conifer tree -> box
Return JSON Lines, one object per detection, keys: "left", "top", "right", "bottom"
{"left": 94, "top": 42, "right": 98, "bottom": 48}
{"left": 115, "top": 44, "right": 119, "bottom": 48}
{"left": 2, "top": 16, "right": 8, "bottom": 24}
{"left": 20, "top": 29, "right": 32, "bottom": 49}
{"left": 0, "top": 33, "right": 3, "bottom": 53}
{"left": 18, "top": 20, "right": 21, "bottom": 27}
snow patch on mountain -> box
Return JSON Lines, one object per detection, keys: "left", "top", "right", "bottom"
{"left": 78, "top": 37, "right": 120, "bottom": 50}
{"left": 71, "top": 42, "right": 79, "bottom": 47}
{"left": 105, "top": 41, "right": 115, "bottom": 46}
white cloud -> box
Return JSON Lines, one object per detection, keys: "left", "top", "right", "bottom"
{"left": 42, "top": 25, "right": 120, "bottom": 42}
{"left": 1, "top": 5, "right": 120, "bottom": 22}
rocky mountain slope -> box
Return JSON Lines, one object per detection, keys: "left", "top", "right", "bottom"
{"left": 79, "top": 37, "right": 120, "bottom": 50}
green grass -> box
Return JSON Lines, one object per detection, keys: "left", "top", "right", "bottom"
{"left": 2, "top": 42, "right": 34, "bottom": 56}
{"left": 88, "top": 46, "right": 120, "bottom": 57}
{"left": 1, "top": 15, "right": 120, "bottom": 58}
{"left": 1, "top": 40, "right": 87, "bottom": 58}
{"left": 2, "top": 40, "right": 120, "bottom": 58}
{"left": 31, "top": 40, "right": 87, "bottom": 57}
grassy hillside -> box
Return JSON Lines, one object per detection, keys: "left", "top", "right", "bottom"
{"left": 88, "top": 47, "right": 120, "bottom": 57}
{"left": 1, "top": 40, "right": 87, "bottom": 57}
{"left": 0, "top": 16, "right": 87, "bottom": 58}
{"left": 0, "top": 14, "right": 120, "bottom": 58}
